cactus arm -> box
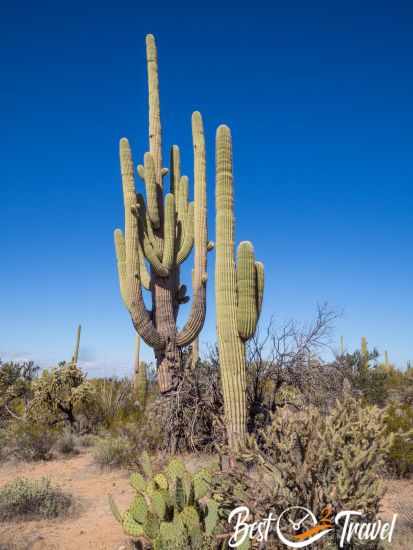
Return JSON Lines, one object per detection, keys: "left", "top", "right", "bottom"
{"left": 139, "top": 229, "right": 169, "bottom": 277}
{"left": 170, "top": 145, "right": 181, "bottom": 196}
{"left": 177, "top": 175, "right": 189, "bottom": 227}
{"left": 177, "top": 175, "right": 189, "bottom": 251}
{"left": 134, "top": 332, "right": 140, "bottom": 369}
{"left": 136, "top": 194, "right": 163, "bottom": 260}
{"left": 119, "top": 138, "right": 141, "bottom": 307}
{"left": 255, "top": 261, "right": 264, "bottom": 318}
{"left": 176, "top": 284, "right": 206, "bottom": 346}
{"left": 176, "top": 112, "right": 208, "bottom": 347}
{"left": 143, "top": 152, "right": 161, "bottom": 229}
{"left": 236, "top": 241, "right": 258, "bottom": 341}
{"left": 115, "top": 230, "right": 163, "bottom": 349}
{"left": 129, "top": 274, "right": 165, "bottom": 350}
{"left": 135, "top": 209, "right": 170, "bottom": 277}
{"left": 114, "top": 229, "right": 129, "bottom": 307}
{"left": 192, "top": 111, "right": 207, "bottom": 287}
{"left": 146, "top": 34, "right": 163, "bottom": 191}
{"left": 176, "top": 202, "right": 194, "bottom": 265}
{"left": 137, "top": 244, "right": 151, "bottom": 291}
{"left": 162, "top": 193, "right": 176, "bottom": 271}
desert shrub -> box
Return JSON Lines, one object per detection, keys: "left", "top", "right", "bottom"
{"left": 76, "top": 433, "right": 96, "bottom": 447}
{"left": 28, "top": 362, "right": 94, "bottom": 430}
{"left": 145, "top": 359, "right": 225, "bottom": 454}
{"left": 0, "top": 361, "right": 39, "bottom": 425}
{"left": 0, "top": 477, "right": 72, "bottom": 521}
{"left": 385, "top": 403, "right": 413, "bottom": 477}
{"left": 85, "top": 377, "right": 137, "bottom": 431}
{"left": 55, "top": 430, "right": 79, "bottom": 455}
{"left": 115, "top": 419, "right": 163, "bottom": 459}
{"left": 6, "top": 420, "right": 58, "bottom": 461}
{"left": 92, "top": 436, "right": 133, "bottom": 469}
{"left": 0, "top": 429, "right": 7, "bottom": 462}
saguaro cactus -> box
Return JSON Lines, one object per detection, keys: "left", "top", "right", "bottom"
{"left": 132, "top": 334, "right": 148, "bottom": 409}
{"left": 191, "top": 338, "right": 199, "bottom": 369}
{"left": 215, "top": 125, "right": 264, "bottom": 451}
{"left": 114, "top": 35, "right": 209, "bottom": 393}
{"left": 71, "top": 324, "right": 81, "bottom": 367}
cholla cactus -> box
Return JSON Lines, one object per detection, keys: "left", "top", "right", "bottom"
{"left": 114, "top": 35, "right": 209, "bottom": 393}
{"left": 215, "top": 125, "right": 264, "bottom": 451}
{"left": 28, "top": 363, "right": 94, "bottom": 429}
{"left": 109, "top": 453, "right": 218, "bottom": 549}
{"left": 256, "top": 395, "right": 392, "bottom": 520}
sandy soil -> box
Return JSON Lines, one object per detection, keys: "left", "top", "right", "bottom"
{"left": 0, "top": 452, "right": 135, "bottom": 550}
{"left": 0, "top": 452, "right": 411, "bottom": 550}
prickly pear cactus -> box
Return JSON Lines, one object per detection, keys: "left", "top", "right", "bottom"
{"left": 109, "top": 452, "right": 219, "bottom": 548}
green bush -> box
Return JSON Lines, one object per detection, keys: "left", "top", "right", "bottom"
{"left": 84, "top": 378, "right": 137, "bottom": 431}
{"left": 76, "top": 433, "right": 97, "bottom": 448}
{"left": 55, "top": 430, "right": 79, "bottom": 455}
{"left": 385, "top": 403, "right": 413, "bottom": 477}
{"left": 6, "top": 421, "right": 58, "bottom": 461}
{"left": 0, "top": 361, "right": 39, "bottom": 425}
{"left": 92, "top": 436, "right": 133, "bottom": 469}
{"left": 0, "top": 477, "right": 72, "bottom": 521}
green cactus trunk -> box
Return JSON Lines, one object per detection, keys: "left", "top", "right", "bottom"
{"left": 71, "top": 324, "right": 81, "bottom": 367}
{"left": 114, "top": 35, "right": 210, "bottom": 393}
{"left": 132, "top": 335, "right": 147, "bottom": 408}
{"left": 191, "top": 338, "right": 199, "bottom": 369}
{"left": 215, "top": 126, "right": 264, "bottom": 451}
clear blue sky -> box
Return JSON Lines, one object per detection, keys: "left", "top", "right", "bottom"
{"left": 1, "top": 1, "right": 412, "bottom": 377}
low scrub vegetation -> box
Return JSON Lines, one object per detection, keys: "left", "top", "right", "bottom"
{"left": 92, "top": 435, "right": 134, "bottom": 469}
{"left": 5, "top": 420, "right": 57, "bottom": 461}
{"left": 0, "top": 477, "right": 72, "bottom": 521}
{"left": 0, "top": 312, "right": 411, "bottom": 548}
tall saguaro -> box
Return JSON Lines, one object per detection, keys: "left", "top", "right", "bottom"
{"left": 114, "top": 35, "right": 210, "bottom": 393}
{"left": 215, "top": 125, "right": 264, "bottom": 450}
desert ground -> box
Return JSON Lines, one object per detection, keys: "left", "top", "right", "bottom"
{"left": 0, "top": 449, "right": 411, "bottom": 550}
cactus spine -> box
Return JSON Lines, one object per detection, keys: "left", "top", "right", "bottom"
{"left": 215, "top": 125, "right": 264, "bottom": 451}
{"left": 114, "top": 35, "right": 209, "bottom": 393}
